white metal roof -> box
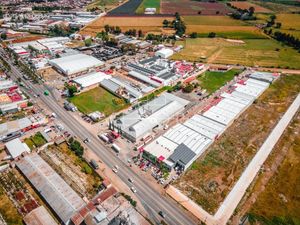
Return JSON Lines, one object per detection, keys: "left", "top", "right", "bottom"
{"left": 49, "top": 54, "right": 104, "bottom": 75}
{"left": 73, "top": 71, "right": 111, "bottom": 88}
{"left": 5, "top": 138, "right": 30, "bottom": 158}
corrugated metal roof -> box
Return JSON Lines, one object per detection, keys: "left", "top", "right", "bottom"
{"left": 49, "top": 54, "right": 104, "bottom": 75}
{"left": 16, "top": 153, "right": 85, "bottom": 224}
{"left": 23, "top": 206, "right": 58, "bottom": 225}
{"left": 168, "top": 143, "right": 196, "bottom": 166}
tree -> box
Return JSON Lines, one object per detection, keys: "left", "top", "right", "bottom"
{"left": 104, "top": 24, "right": 110, "bottom": 33}
{"left": 67, "top": 85, "right": 77, "bottom": 97}
{"left": 115, "top": 26, "right": 121, "bottom": 34}
{"left": 163, "top": 19, "right": 169, "bottom": 28}
{"left": 138, "top": 29, "right": 143, "bottom": 38}
{"left": 84, "top": 38, "right": 92, "bottom": 47}
{"left": 183, "top": 84, "right": 194, "bottom": 93}
{"left": 208, "top": 32, "right": 216, "bottom": 38}
{"left": 248, "top": 6, "right": 255, "bottom": 16}
{"left": 275, "top": 22, "right": 282, "bottom": 29}
{"left": 0, "top": 33, "right": 7, "bottom": 40}
{"left": 0, "top": 9, "right": 3, "bottom": 19}
{"left": 96, "top": 31, "right": 109, "bottom": 42}
{"left": 190, "top": 32, "right": 198, "bottom": 38}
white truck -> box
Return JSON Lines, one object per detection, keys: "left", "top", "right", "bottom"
{"left": 112, "top": 143, "right": 121, "bottom": 153}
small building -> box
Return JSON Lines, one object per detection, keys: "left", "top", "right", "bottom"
{"left": 23, "top": 206, "right": 58, "bottom": 225}
{"left": 5, "top": 138, "right": 30, "bottom": 159}
{"left": 155, "top": 48, "right": 174, "bottom": 58}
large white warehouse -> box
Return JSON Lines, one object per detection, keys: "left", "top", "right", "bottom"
{"left": 49, "top": 54, "right": 104, "bottom": 76}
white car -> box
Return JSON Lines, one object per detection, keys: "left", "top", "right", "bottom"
{"left": 114, "top": 165, "right": 119, "bottom": 170}
{"left": 112, "top": 168, "right": 118, "bottom": 173}
{"left": 131, "top": 186, "right": 137, "bottom": 193}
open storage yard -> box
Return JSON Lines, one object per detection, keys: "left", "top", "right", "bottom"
{"left": 246, "top": 112, "right": 300, "bottom": 225}
{"left": 173, "top": 74, "right": 300, "bottom": 214}
{"left": 69, "top": 86, "right": 129, "bottom": 115}
{"left": 198, "top": 69, "right": 241, "bottom": 94}
{"left": 80, "top": 16, "right": 174, "bottom": 36}
{"left": 172, "top": 38, "right": 300, "bottom": 69}
{"left": 161, "top": 0, "right": 231, "bottom": 15}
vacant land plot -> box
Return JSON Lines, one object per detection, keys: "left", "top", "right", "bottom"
{"left": 197, "top": 69, "right": 241, "bottom": 94}
{"left": 174, "top": 74, "right": 300, "bottom": 214}
{"left": 0, "top": 186, "right": 23, "bottom": 225}
{"left": 229, "top": 2, "right": 272, "bottom": 13}
{"left": 183, "top": 16, "right": 246, "bottom": 26}
{"left": 80, "top": 16, "right": 174, "bottom": 36}
{"left": 40, "top": 143, "right": 102, "bottom": 198}
{"left": 172, "top": 38, "right": 300, "bottom": 69}
{"left": 161, "top": 0, "right": 231, "bottom": 15}
{"left": 136, "top": 0, "right": 160, "bottom": 13}
{"left": 69, "top": 86, "right": 128, "bottom": 115}
{"left": 246, "top": 112, "right": 300, "bottom": 225}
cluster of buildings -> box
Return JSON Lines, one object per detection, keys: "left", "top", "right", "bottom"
{"left": 1, "top": 9, "right": 101, "bottom": 35}
{"left": 137, "top": 72, "right": 279, "bottom": 171}
{"left": 0, "top": 78, "right": 28, "bottom": 114}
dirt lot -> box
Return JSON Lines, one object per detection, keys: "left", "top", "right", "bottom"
{"left": 161, "top": 0, "right": 231, "bottom": 15}
{"left": 229, "top": 1, "right": 272, "bottom": 13}
{"left": 40, "top": 143, "right": 102, "bottom": 199}
{"left": 173, "top": 74, "right": 300, "bottom": 214}
{"left": 80, "top": 16, "right": 174, "bottom": 36}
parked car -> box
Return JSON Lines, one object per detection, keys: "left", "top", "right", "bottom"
{"left": 158, "top": 211, "right": 166, "bottom": 218}
{"left": 130, "top": 186, "right": 137, "bottom": 193}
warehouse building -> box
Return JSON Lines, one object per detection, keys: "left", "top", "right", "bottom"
{"left": 113, "top": 93, "right": 189, "bottom": 142}
{"left": 23, "top": 206, "right": 58, "bottom": 225}
{"left": 100, "top": 77, "right": 144, "bottom": 103}
{"left": 72, "top": 71, "right": 111, "bottom": 91}
{"left": 143, "top": 75, "right": 274, "bottom": 171}
{"left": 49, "top": 54, "right": 104, "bottom": 76}
{"left": 155, "top": 48, "right": 174, "bottom": 58}
{"left": 16, "top": 153, "right": 86, "bottom": 225}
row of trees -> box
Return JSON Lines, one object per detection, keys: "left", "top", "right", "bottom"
{"left": 49, "top": 24, "right": 78, "bottom": 37}
{"left": 162, "top": 12, "right": 186, "bottom": 36}
{"left": 272, "top": 31, "right": 300, "bottom": 50}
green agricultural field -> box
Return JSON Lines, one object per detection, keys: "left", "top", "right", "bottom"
{"left": 136, "top": 0, "right": 160, "bottom": 14}
{"left": 69, "top": 86, "right": 129, "bottom": 115}
{"left": 197, "top": 69, "right": 241, "bottom": 94}
{"left": 172, "top": 38, "right": 300, "bottom": 69}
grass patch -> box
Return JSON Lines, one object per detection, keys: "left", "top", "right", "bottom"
{"left": 174, "top": 74, "right": 300, "bottom": 214}
{"left": 136, "top": 0, "right": 160, "bottom": 14}
{"left": 197, "top": 69, "right": 241, "bottom": 94}
{"left": 24, "top": 132, "right": 47, "bottom": 149}
{"left": 138, "top": 86, "right": 171, "bottom": 103}
{"left": 69, "top": 86, "right": 129, "bottom": 115}
{"left": 172, "top": 38, "right": 300, "bottom": 69}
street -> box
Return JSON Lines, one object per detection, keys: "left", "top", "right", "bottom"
{"left": 0, "top": 48, "right": 198, "bottom": 225}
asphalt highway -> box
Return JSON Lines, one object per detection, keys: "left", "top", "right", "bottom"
{"left": 0, "top": 49, "right": 197, "bottom": 225}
